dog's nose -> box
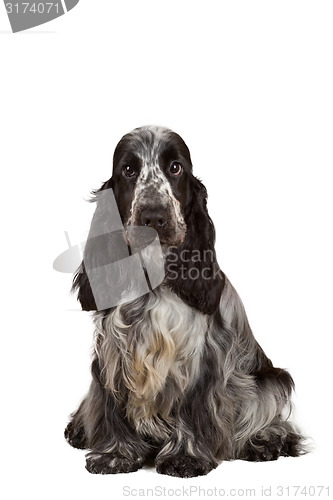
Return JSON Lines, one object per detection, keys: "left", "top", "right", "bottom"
{"left": 140, "top": 207, "right": 168, "bottom": 229}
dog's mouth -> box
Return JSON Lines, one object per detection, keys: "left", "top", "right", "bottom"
{"left": 125, "top": 225, "right": 158, "bottom": 252}
{"left": 160, "top": 231, "right": 186, "bottom": 248}
{"left": 125, "top": 223, "right": 186, "bottom": 251}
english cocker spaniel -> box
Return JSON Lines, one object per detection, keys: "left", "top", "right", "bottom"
{"left": 65, "top": 125, "right": 305, "bottom": 477}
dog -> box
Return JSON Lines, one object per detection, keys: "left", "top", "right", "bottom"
{"left": 64, "top": 125, "right": 305, "bottom": 477}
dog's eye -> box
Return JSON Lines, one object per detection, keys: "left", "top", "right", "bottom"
{"left": 122, "top": 165, "right": 136, "bottom": 177}
{"left": 169, "top": 161, "right": 182, "bottom": 176}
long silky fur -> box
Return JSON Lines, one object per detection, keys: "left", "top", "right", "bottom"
{"left": 65, "top": 126, "right": 306, "bottom": 477}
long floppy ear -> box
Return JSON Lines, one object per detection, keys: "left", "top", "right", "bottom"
{"left": 165, "top": 176, "right": 224, "bottom": 315}
{"left": 71, "top": 178, "right": 114, "bottom": 312}
{"left": 72, "top": 262, "right": 97, "bottom": 311}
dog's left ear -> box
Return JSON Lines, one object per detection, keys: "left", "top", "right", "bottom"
{"left": 165, "top": 176, "right": 224, "bottom": 315}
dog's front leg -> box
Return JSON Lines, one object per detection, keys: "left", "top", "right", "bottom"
{"left": 84, "top": 389, "right": 151, "bottom": 474}
{"left": 74, "top": 359, "right": 151, "bottom": 474}
{"left": 154, "top": 346, "right": 232, "bottom": 478}
{"left": 155, "top": 424, "right": 218, "bottom": 478}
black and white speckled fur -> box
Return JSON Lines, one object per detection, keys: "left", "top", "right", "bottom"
{"left": 66, "top": 126, "right": 306, "bottom": 477}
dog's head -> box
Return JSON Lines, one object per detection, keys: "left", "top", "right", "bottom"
{"left": 103, "top": 126, "right": 192, "bottom": 246}
{"left": 73, "top": 126, "right": 224, "bottom": 315}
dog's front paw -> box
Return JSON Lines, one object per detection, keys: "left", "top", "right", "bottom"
{"left": 156, "top": 455, "right": 216, "bottom": 478}
{"left": 86, "top": 453, "right": 143, "bottom": 475}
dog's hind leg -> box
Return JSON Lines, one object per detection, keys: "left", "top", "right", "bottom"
{"left": 65, "top": 400, "right": 88, "bottom": 450}
{"left": 238, "top": 419, "right": 305, "bottom": 461}
{"left": 233, "top": 366, "right": 306, "bottom": 461}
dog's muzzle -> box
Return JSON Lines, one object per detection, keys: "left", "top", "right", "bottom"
{"left": 140, "top": 206, "right": 168, "bottom": 230}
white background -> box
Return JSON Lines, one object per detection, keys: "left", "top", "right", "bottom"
{"left": 1, "top": 1, "right": 332, "bottom": 499}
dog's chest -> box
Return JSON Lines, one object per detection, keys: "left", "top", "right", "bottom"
{"left": 98, "top": 287, "right": 207, "bottom": 438}
{"left": 132, "top": 290, "right": 205, "bottom": 394}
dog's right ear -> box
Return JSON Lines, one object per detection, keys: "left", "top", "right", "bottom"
{"left": 72, "top": 263, "right": 97, "bottom": 311}
{"left": 72, "top": 177, "right": 116, "bottom": 312}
